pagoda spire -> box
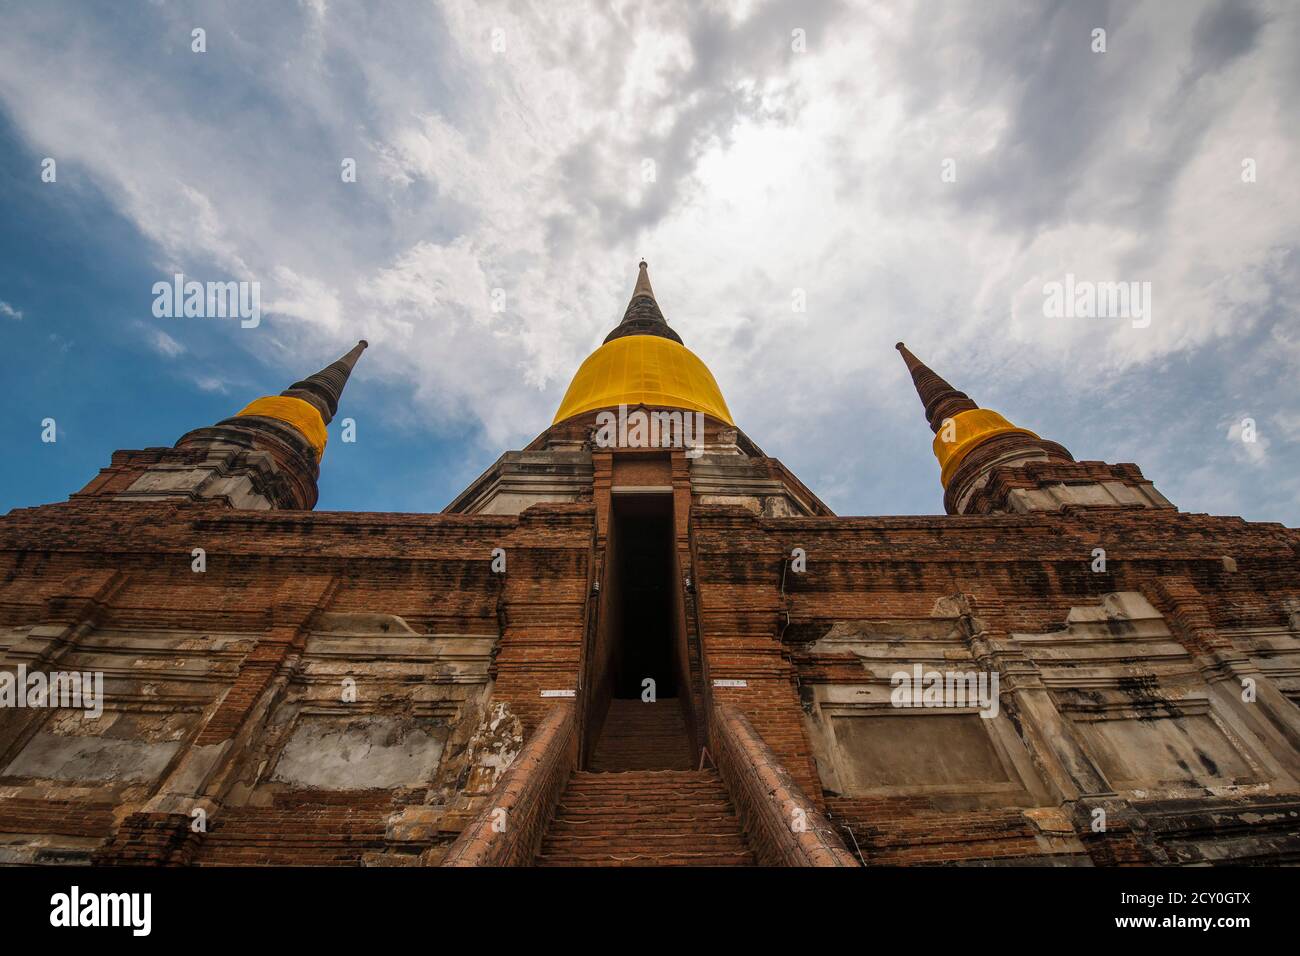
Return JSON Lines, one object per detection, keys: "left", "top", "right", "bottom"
{"left": 281, "top": 339, "right": 368, "bottom": 425}
{"left": 895, "top": 341, "right": 978, "bottom": 433}
{"left": 231, "top": 339, "right": 368, "bottom": 462}
{"left": 632, "top": 258, "right": 656, "bottom": 300}
{"left": 78, "top": 340, "right": 370, "bottom": 511}
{"left": 890, "top": 339, "right": 1171, "bottom": 514}
{"left": 603, "top": 260, "right": 683, "bottom": 345}
{"left": 893, "top": 341, "right": 1075, "bottom": 511}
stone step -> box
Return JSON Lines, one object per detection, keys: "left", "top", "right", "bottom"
{"left": 565, "top": 772, "right": 718, "bottom": 786}
{"left": 538, "top": 767, "right": 755, "bottom": 867}
{"left": 560, "top": 785, "right": 728, "bottom": 796}
{"left": 535, "top": 858, "right": 759, "bottom": 868}
{"left": 588, "top": 698, "right": 696, "bottom": 772}
{"left": 600, "top": 713, "right": 687, "bottom": 718}
{"left": 561, "top": 786, "right": 727, "bottom": 797}
{"left": 540, "top": 834, "right": 751, "bottom": 850}
{"left": 563, "top": 788, "right": 719, "bottom": 796}
{"left": 563, "top": 773, "right": 725, "bottom": 788}
{"left": 551, "top": 809, "right": 744, "bottom": 821}
{"left": 556, "top": 796, "right": 733, "bottom": 806}
{"left": 548, "top": 816, "right": 748, "bottom": 832}
{"left": 564, "top": 780, "right": 723, "bottom": 789}
{"left": 556, "top": 802, "right": 734, "bottom": 815}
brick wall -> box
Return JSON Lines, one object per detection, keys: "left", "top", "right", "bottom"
{"left": 692, "top": 503, "right": 1300, "bottom": 865}
{"left": 0, "top": 498, "right": 595, "bottom": 865}
{"left": 441, "top": 703, "right": 576, "bottom": 866}
{"left": 710, "top": 703, "right": 857, "bottom": 866}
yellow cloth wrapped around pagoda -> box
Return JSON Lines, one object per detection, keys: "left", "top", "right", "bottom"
{"left": 932, "top": 408, "right": 1038, "bottom": 488}
{"left": 554, "top": 334, "right": 733, "bottom": 425}
{"left": 236, "top": 395, "right": 328, "bottom": 460}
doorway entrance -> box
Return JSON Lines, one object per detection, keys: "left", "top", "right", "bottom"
{"left": 610, "top": 495, "right": 676, "bottom": 699}
{"left": 586, "top": 491, "right": 695, "bottom": 772}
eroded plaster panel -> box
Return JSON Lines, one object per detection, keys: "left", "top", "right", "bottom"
{"left": 3, "top": 710, "right": 193, "bottom": 784}
{"left": 269, "top": 716, "right": 448, "bottom": 791}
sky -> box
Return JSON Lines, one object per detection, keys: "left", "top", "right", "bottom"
{"left": 0, "top": 0, "right": 1297, "bottom": 524}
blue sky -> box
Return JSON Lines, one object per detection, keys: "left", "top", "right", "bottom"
{"left": 1, "top": 0, "right": 1297, "bottom": 524}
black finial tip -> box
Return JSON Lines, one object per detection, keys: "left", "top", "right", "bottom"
{"left": 895, "top": 341, "right": 905, "bottom": 351}
{"left": 639, "top": 259, "right": 647, "bottom": 268}
{"left": 358, "top": 339, "right": 369, "bottom": 349}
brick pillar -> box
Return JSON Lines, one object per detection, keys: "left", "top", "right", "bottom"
{"left": 485, "top": 506, "right": 593, "bottom": 735}
{"left": 592, "top": 451, "right": 613, "bottom": 546}
{"left": 959, "top": 592, "right": 1113, "bottom": 800}
{"left": 691, "top": 509, "right": 822, "bottom": 802}
{"left": 671, "top": 451, "right": 705, "bottom": 756}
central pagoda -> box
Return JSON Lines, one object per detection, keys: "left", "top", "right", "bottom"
{"left": 552, "top": 261, "right": 733, "bottom": 426}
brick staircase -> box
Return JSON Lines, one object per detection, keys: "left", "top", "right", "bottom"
{"left": 587, "top": 698, "right": 695, "bottom": 771}
{"left": 194, "top": 795, "right": 390, "bottom": 866}
{"left": 537, "top": 769, "right": 755, "bottom": 866}
{"left": 536, "top": 698, "right": 755, "bottom": 866}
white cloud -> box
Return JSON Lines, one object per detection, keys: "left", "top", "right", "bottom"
{"left": 0, "top": 300, "right": 22, "bottom": 320}
{"left": 1274, "top": 410, "right": 1300, "bottom": 443}
{"left": 0, "top": 0, "right": 1296, "bottom": 518}
{"left": 193, "top": 376, "right": 228, "bottom": 394}
{"left": 148, "top": 327, "right": 186, "bottom": 358}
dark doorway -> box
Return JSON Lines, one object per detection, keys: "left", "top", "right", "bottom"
{"left": 610, "top": 495, "right": 677, "bottom": 699}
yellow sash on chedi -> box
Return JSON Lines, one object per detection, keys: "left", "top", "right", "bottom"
{"left": 235, "top": 395, "right": 328, "bottom": 461}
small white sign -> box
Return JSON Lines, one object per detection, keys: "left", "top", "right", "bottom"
{"left": 712, "top": 679, "right": 747, "bottom": 688}
{"left": 540, "top": 689, "right": 576, "bottom": 698}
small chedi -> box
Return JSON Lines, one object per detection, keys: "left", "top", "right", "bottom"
{"left": 2, "top": 263, "right": 1299, "bottom": 867}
